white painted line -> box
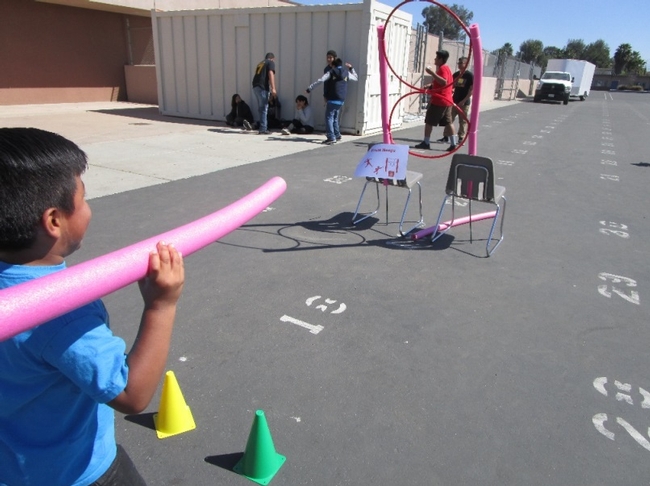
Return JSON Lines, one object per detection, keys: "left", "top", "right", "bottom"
{"left": 617, "top": 417, "right": 650, "bottom": 451}
{"left": 324, "top": 175, "right": 352, "bottom": 184}
{"left": 280, "top": 315, "right": 324, "bottom": 334}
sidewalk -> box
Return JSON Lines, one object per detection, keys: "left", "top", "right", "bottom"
{"left": 0, "top": 97, "right": 519, "bottom": 200}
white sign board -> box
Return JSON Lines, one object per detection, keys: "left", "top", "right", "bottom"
{"left": 354, "top": 144, "right": 409, "bottom": 180}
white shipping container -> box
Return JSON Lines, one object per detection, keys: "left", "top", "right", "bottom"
{"left": 152, "top": 0, "right": 412, "bottom": 136}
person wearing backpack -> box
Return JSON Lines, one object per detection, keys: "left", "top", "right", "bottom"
{"left": 306, "top": 50, "right": 357, "bottom": 145}
{"left": 251, "top": 52, "right": 277, "bottom": 135}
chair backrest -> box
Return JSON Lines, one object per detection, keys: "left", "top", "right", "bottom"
{"left": 444, "top": 154, "right": 497, "bottom": 202}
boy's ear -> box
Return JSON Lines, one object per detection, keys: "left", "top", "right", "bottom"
{"left": 42, "top": 207, "right": 63, "bottom": 239}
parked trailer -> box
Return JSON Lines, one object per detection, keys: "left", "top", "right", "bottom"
{"left": 546, "top": 59, "right": 596, "bottom": 100}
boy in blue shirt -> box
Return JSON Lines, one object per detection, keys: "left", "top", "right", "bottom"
{"left": 0, "top": 128, "right": 185, "bottom": 485}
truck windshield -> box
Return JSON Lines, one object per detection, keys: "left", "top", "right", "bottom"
{"left": 542, "top": 72, "right": 571, "bottom": 81}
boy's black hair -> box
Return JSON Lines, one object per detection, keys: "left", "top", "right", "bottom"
{"left": 295, "top": 94, "right": 309, "bottom": 105}
{"left": 0, "top": 127, "right": 88, "bottom": 251}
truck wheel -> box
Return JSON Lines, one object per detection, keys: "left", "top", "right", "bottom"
{"left": 533, "top": 96, "right": 540, "bottom": 103}
{"left": 563, "top": 97, "right": 569, "bottom": 105}
{"left": 580, "top": 93, "right": 586, "bottom": 101}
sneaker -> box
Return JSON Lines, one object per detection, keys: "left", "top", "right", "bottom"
{"left": 258, "top": 130, "right": 271, "bottom": 135}
{"left": 446, "top": 144, "right": 457, "bottom": 152}
{"left": 336, "top": 136, "right": 342, "bottom": 141}
{"left": 414, "top": 141, "right": 430, "bottom": 150}
{"left": 281, "top": 128, "right": 291, "bottom": 135}
{"left": 321, "top": 139, "right": 336, "bottom": 145}
{"left": 436, "top": 137, "right": 448, "bottom": 143}
{"left": 242, "top": 120, "right": 252, "bottom": 131}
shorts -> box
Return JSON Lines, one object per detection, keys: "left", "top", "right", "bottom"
{"left": 425, "top": 104, "right": 452, "bottom": 126}
{"left": 90, "top": 444, "right": 147, "bottom": 486}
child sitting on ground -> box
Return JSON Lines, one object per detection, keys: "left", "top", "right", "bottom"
{"left": 281, "top": 95, "right": 315, "bottom": 135}
{"left": 226, "top": 93, "right": 254, "bottom": 129}
{"left": 0, "top": 127, "right": 185, "bottom": 486}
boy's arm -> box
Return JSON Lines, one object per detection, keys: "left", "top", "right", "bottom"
{"left": 268, "top": 69, "right": 276, "bottom": 97}
{"left": 425, "top": 65, "right": 449, "bottom": 86}
{"left": 345, "top": 63, "right": 358, "bottom": 81}
{"left": 306, "top": 71, "right": 331, "bottom": 93}
{"left": 108, "top": 241, "right": 184, "bottom": 414}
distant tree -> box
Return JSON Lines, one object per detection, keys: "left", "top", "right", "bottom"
{"left": 421, "top": 3, "right": 473, "bottom": 40}
{"left": 543, "top": 46, "right": 563, "bottom": 60}
{"left": 626, "top": 50, "right": 646, "bottom": 74}
{"left": 517, "top": 39, "right": 544, "bottom": 65}
{"left": 563, "top": 39, "right": 586, "bottom": 59}
{"left": 613, "top": 43, "right": 633, "bottom": 74}
{"left": 493, "top": 42, "right": 514, "bottom": 57}
{"left": 583, "top": 39, "right": 611, "bottom": 68}
{"left": 614, "top": 44, "right": 645, "bottom": 74}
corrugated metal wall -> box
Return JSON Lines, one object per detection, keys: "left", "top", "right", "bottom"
{"left": 152, "top": 0, "right": 411, "bottom": 135}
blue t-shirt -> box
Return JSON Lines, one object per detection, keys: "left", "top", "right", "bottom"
{"left": 0, "top": 261, "right": 129, "bottom": 486}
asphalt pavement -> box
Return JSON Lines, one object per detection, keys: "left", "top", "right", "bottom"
{"left": 2, "top": 91, "right": 650, "bottom": 485}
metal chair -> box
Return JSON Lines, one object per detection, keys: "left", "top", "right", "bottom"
{"left": 352, "top": 171, "right": 423, "bottom": 237}
{"left": 432, "top": 154, "right": 506, "bottom": 256}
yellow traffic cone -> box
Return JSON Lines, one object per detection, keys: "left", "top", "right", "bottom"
{"left": 153, "top": 370, "right": 196, "bottom": 439}
{"left": 233, "top": 410, "right": 286, "bottom": 485}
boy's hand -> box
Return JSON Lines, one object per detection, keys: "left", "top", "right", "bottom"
{"left": 138, "top": 241, "right": 184, "bottom": 309}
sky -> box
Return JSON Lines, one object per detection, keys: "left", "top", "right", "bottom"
{"left": 295, "top": 0, "right": 650, "bottom": 66}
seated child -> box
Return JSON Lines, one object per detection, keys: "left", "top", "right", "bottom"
{"left": 226, "top": 93, "right": 254, "bottom": 129}
{"left": 0, "top": 128, "right": 185, "bottom": 486}
{"left": 282, "top": 95, "right": 315, "bottom": 135}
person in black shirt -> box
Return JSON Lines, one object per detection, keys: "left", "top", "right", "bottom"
{"left": 438, "top": 57, "right": 474, "bottom": 144}
{"left": 251, "top": 53, "right": 277, "bottom": 135}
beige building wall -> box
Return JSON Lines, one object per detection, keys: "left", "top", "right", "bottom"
{"left": 1, "top": 1, "right": 140, "bottom": 105}
{"left": 2, "top": 0, "right": 294, "bottom": 106}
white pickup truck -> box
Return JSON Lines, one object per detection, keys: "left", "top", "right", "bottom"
{"left": 534, "top": 59, "right": 596, "bottom": 104}
{"left": 534, "top": 70, "right": 572, "bottom": 105}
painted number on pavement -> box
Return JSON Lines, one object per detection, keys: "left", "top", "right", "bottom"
{"left": 597, "top": 273, "right": 640, "bottom": 305}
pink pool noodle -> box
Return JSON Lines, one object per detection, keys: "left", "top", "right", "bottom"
{"left": 0, "top": 176, "right": 287, "bottom": 341}
{"left": 467, "top": 24, "right": 483, "bottom": 156}
{"left": 410, "top": 210, "right": 497, "bottom": 241}
{"left": 377, "top": 24, "right": 392, "bottom": 144}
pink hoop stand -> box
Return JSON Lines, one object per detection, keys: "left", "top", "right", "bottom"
{"left": 377, "top": 14, "right": 497, "bottom": 240}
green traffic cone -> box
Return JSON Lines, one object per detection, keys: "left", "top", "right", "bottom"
{"left": 233, "top": 410, "right": 286, "bottom": 485}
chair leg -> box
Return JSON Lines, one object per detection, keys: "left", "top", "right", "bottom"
{"left": 431, "top": 194, "right": 454, "bottom": 243}
{"left": 486, "top": 196, "right": 506, "bottom": 256}
{"left": 352, "top": 181, "right": 381, "bottom": 225}
{"left": 399, "top": 182, "right": 424, "bottom": 237}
